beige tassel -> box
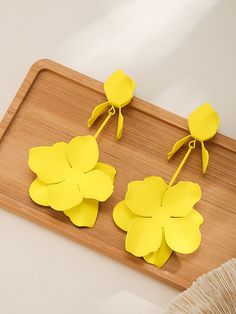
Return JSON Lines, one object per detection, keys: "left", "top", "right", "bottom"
{"left": 166, "top": 259, "right": 236, "bottom": 314}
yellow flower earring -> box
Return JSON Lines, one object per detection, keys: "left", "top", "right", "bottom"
{"left": 113, "top": 103, "right": 220, "bottom": 267}
{"left": 29, "top": 70, "right": 136, "bottom": 227}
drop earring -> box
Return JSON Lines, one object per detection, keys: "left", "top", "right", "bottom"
{"left": 28, "top": 69, "right": 136, "bottom": 228}
{"left": 113, "top": 103, "right": 220, "bottom": 267}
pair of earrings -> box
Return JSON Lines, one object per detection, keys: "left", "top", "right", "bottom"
{"left": 28, "top": 70, "right": 220, "bottom": 267}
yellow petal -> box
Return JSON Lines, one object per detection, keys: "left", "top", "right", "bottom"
{"left": 163, "top": 182, "right": 201, "bottom": 217}
{"left": 125, "top": 217, "right": 162, "bottom": 257}
{"left": 164, "top": 218, "right": 201, "bottom": 254}
{"left": 144, "top": 232, "right": 172, "bottom": 268}
{"left": 125, "top": 180, "right": 161, "bottom": 216}
{"left": 144, "top": 176, "right": 167, "bottom": 199}
{"left": 168, "top": 135, "right": 192, "bottom": 159}
{"left": 87, "top": 101, "right": 110, "bottom": 127}
{"left": 29, "top": 178, "right": 49, "bottom": 206}
{"left": 201, "top": 141, "right": 209, "bottom": 174}
{"left": 79, "top": 170, "right": 113, "bottom": 201}
{"left": 104, "top": 69, "right": 136, "bottom": 108}
{"left": 185, "top": 209, "right": 204, "bottom": 226}
{"left": 67, "top": 136, "right": 99, "bottom": 173}
{"left": 28, "top": 142, "right": 70, "bottom": 184}
{"left": 188, "top": 103, "right": 220, "bottom": 141}
{"left": 47, "top": 180, "right": 83, "bottom": 211}
{"left": 116, "top": 107, "right": 124, "bottom": 139}
{"left": 93, "top": 162, "right": 116, "bottom": 183}
{"left": 113, "top": 200, "right": 138, "bottom": 231}
{"left": 64, "top": 199, "right": 99, "bottom": 227}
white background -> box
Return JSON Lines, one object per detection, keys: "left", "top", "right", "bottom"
{"left": 0, "top": 0, "right": 235, "bottom": 313}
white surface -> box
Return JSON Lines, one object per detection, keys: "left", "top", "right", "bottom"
{"left": 0, "top": 0, "right": 235, "bottom": 313}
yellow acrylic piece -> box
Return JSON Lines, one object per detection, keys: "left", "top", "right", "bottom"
{"left": 28, "top": 135, "right": 115, "bottom": 225}
{"left": 125, "top": 217, "right": 163, "bottom": 257}
{"left": 79, "top": 169, "right": 114, "bottom": 201}
{"left": 94, "top": 162, "right": 116, "bottom": 183}
{"left": 201, "top": 141, "right": 209, "bottom": 174}
{"left": 88, "top": 69, "right": 135, "bottom": 139}
{"left": 113, "top": 177, "right": 203, "bottom": 266}
{"left": 162, "top": 181, "right": 201, "bottom": 217}
{"left": 29, "top": 142, "right": 70, "bottom": 184}
{"left": 125, "top": 180, "right": 161, "bottom": 216}
{"left": 64, "top": 199, "right": 99, "bottom": 227}
{"left": 168, "top": 135, "right": 191, "bottom": 160}
{"left": 117, "top": 107, "right": 124, "bottom": 139}
{"left": 186, "top": 209, "right": 204, "bottom": 226}
{"left": 144, "top": 232, "right": 172, "bottom": 268}
{"left": 144, "top": 176, "right": 167, "bottom": 199}
{"left": 104, "top": 69, "right": 136, "bottom": 108}
{"left": 164, "top": 218, "right": 201, "bottom": 254}
{"left": 188, "top": 103, "right": 220, "bottom": 141}
{"left": 29, "top": 178, "right": 49, "bottom": 206}
{"left": 88, "top": 102, "right": 110, "bottom": 128}
{"left": 168, "top": 103, "right": 220, "bottom": 174}
{"left": 113, "top": 200, "right": 138, "bottom": 231}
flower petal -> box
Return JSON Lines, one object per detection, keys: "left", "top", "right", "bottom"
{"left": 164, "top": 218, "right": 201, "bottom": 254}
{"left": 28, "top": 142, "right": 70, "bottom": 184}
{"left": 29, "top": 178, "right": 49, "bottom": 206}
{"left": 47, "top": 180, "right": 83, "bottom": 211}
{"left": 201, "top": 141, "right": 209, "bottom": 174}
{"left": 64, "top": 199, "right": 98, "bottom": 227}
{"left": 188, "top": 103, "right": 220, "bottom": 141}
{"left": 144, "top": 176, "right": 167, "bottom": 200}
{"left": 113, "top": 200, "right": 138, "bottom": 231}
{"left": 162, "top": 182, "right": 201, "bottom": 217}
{"left": 125, "top": 217, "right": 162, "bottom": 257}
{"left": 104, "top": 69, "right": 136, "bottom": 107}
{"left": 185, "top": 209, "right": 204, "bottom": 226}
{"left": 168, "top": 135, "right": 192, "bottom": 159}
{"left": 93, "top": 162, "right": 116, "bottom": 183}
{"left": 144, "top": 232, "right": 172, "bottom": 268}
{"left": 66, "top": 136, "right": 99, "bottom": 172}
{"left": 125, "top": 180, "right": 161, "bottom": 216}
{"left": 87, "top": 101, "right": 110, "bottom": 127}
{"left": 79, "top": 170, "right": 113, "bottom": 201}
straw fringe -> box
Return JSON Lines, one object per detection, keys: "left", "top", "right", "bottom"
{"left": 166, "top": 259, "right": 236, "bottom": 313}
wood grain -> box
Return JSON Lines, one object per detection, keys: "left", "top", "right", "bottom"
{"left": 0, "top": 59, "right": 235, "bottom": 290}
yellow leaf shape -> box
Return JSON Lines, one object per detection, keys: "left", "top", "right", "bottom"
{"left": 66, "top": 135, "right": 99, "bottom": 172}
{"left": 164, "top": 218, "right": 201, "bottom": 254}
{"left": 29, "top": 178, "right": 48, "bottom": 206}
{"left": 64, "top": 199, "right": 99, "bottom": 227}
{"left": 87, "top": 101, "right": 110, "bottom": 128}
{"left": 79, "top": 169, "right": 113, "bottom": 201}
{"left": 104, "top": 69, "right": 136, "bottom": 108}
{"left": 144, "top": 232, "right": 172, "bottom": 267}
{"left": 116, "top": 107, "right": 124, "bottom": 139}
{"left": 125, "top": 180, "right": 161, "bottom": 216}
{"left": 201, "top": 141, "right": 209, "bottom": 174}
{"left": 162, "top": 182, "right": 201, "bottom": 217}
{"left": 188, "top": 103, "right": 220, "bottom": 141}
{"left": 185, "top": 209, "right": 204, "bottom": 226}
{"left": 168, "top": 135, "right": 192, "bottom": 160}
{"left": 126, "top": 217, "right": 162, "bottom": 257}
{"left": 113, "top": 200, "right": 138, "bottom": 231}
{"left": 94, "top": 162, "right": 116, "bottom": 183}
{"left": 47, "top": 180, "right": 83, "bottom": 211}
{"left": 144, "top": 176, "right": 167, "bottom": 199}
{"left": 28, "top": 142, "right": 69, "bottom": 184}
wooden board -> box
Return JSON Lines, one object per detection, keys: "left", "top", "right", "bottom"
{"left": 0, "top": 59, "right": 235, "bottom": 290}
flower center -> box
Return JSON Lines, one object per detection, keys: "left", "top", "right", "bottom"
{"left": 152, "top": 206, "right": 170, "bottom": 227}
{"left": 65, "top": 168, "right": 83, "bottom": 184}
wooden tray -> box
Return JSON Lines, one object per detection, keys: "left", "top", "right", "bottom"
{"left": 0, "top": 59, "right": 235, "bottom": 290}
